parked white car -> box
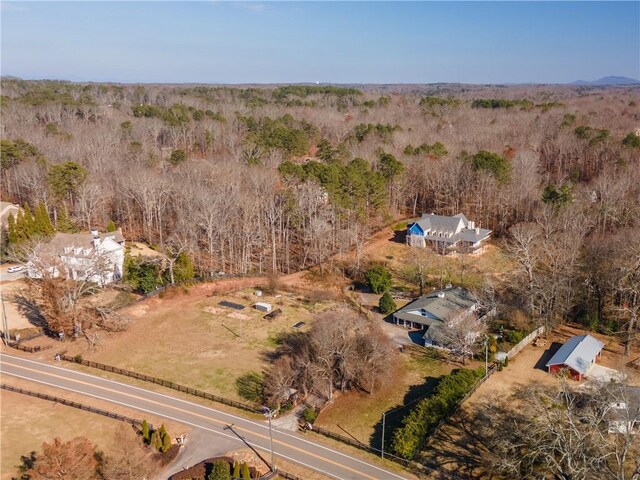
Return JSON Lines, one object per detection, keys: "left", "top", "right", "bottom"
{"left": 7, "top": 266, "right": 25, "bottom": 273}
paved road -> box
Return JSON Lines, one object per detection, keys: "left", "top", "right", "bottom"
{"left": 0, "top": 353, "right": 407, "bottom": 480}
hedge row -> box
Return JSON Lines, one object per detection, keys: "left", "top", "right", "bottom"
{"left": 391, "top": 367, "right": 484, "bottom": 459}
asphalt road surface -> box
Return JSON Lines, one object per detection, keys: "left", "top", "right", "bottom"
{"left": 0, "top": 353, "right": 408, "bottom": 480}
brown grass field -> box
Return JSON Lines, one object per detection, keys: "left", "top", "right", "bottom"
{"left": 56, "top": 287, "right": 332, "bottom": 401}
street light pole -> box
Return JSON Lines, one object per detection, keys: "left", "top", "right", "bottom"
{"left": 381, "top": 412, "right": 386, "bottom": 459}
{"left": 483, "top": 335, "right": 488, "bottom": 377}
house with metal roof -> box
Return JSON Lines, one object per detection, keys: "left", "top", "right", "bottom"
{"left": 392, "top": 286, "right": 478, "bottom": 345}
{"left": 406, "top": 213, "right": 491, "bottom": 254}
{"left": 545, "top": 334, "right": 605, "bottom": 381}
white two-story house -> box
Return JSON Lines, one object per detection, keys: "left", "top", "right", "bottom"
{"left": 406, "top": 213, "right": 491, "bottom": 254}
{"left": 27, "top": 228, "right": 125, "bottom": 286}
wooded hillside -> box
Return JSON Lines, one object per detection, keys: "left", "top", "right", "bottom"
{"left": 2, "top": 80, "right": 638, "bottom": 289}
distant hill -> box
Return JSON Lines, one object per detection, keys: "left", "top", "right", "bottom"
{"left": 572, "top": 76, "right": 640, "bottom": 86}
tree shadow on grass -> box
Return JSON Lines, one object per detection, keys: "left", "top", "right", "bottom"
{"left": 12, "top": 292, "right": 48, "bottom": 331}
{"left": 417, "top": 404, "right": 499, "bottom": 480}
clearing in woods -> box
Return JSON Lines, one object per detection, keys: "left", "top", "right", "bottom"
{"left": 57, "top": 286, "right": 332, "bottom": 401}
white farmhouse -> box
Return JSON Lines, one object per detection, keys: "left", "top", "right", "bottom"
{"left": 27, "top": 228, "right": 125, "bottom": 286}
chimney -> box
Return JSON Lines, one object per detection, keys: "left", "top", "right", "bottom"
{"left": 91, "top": 227, "right": 99, "bottom": 237}
{"left": 468, "top": 220, "right": 475, "bottom": 230}
{"left": 475, "top": 227, "right": 480, "bottom": 234}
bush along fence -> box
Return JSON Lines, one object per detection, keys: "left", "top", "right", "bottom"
{"left": 58, "top": 355, "right": 262, "bottom": 414}
{"left": 1, "top": 383, "right": 142, "bottom": 426}
{"left": 506, "top": 325, "right": 546, "bottom": 359}
{"left": 390, "top": 367, "right": 487, "bottom": 461}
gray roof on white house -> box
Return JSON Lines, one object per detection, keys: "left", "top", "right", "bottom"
{"left": 393, "top": 286, "right": 477, "bottom": 328}
{"left": 415, "top": 213, "right": 465, "bottom": 236}
{"left": 545, "top": 334, "right": 605, "bottom": 375}
{"left": 411, "top": 213, "right": 491, "bottom": 245}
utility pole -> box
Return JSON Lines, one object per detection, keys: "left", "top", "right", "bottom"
{"left": 1, "top": 293, "right": 10, "bottom": 345}
{"left": 483, "top": 335, "right": 488, "bottom": 377}
{"left": 263, "top": 407, "right": 276, "bottom": 471}
{"left": 381, "top": 412, "right": 386, "bottom": 458}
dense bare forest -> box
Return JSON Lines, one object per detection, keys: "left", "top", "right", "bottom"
{"left": 1, "top": 79, "right": 639, "bottom": 333}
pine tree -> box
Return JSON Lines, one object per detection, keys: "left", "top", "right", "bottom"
{"left": 15, "top": 210, "right": 30, "bottom": 243}
{"left": 207, "top": 460, "right": 231, "bottom": 480}
{"left": 34, "top": 202, "right": 54, "bottom": 237}
{"left": 22, "top": 204, "right": 35, "bottom": 237}
{"left": 7, "top": 213, "right": 18, "bottom": 245}
{"left": 161, "top": 432, "right": 171, "bottom": 453}
{"left": 141, "top": 420, "right": 150, "bottom": 443}
{"left": 241, "top": 462, "right": 251, "bottom": 479}
{"left": 106, "top": 220, "right": 117, "bottom": 232}
{"left": 149, "top": 431, "right": 160, "bottom": 451}
{"left": 56, "top": 205, "right": 78, "bottom": 233}
{"left": 232, "top": 461, "right": 240, "bottom": 478}
{"left": 379, "top": 291, "right": 397, "bottom": 314}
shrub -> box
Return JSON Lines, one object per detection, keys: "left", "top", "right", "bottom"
{"left": 141, "top": 419, "right": 150, "bottom": 443}
{"left": 207, "top": 460, "right": 231, "bottom": 480}
{"left": 391, "top": 368, "right": 483, "bottom": 459}
{"left": 504, "top": 356, "right": 509, "bottom": 367}
{"left": 378, "top": 291, "right": 397, "bottom": 315}
{"left": 301, "top": 406, "right": 318, "bottom": 424}
{"left": 505, "top": 330, "right": 525, "bottom": 344}
{"left": 169, "top": 149, "right": 187, "bottom": 166}
{"left": 622, "top": 132, "right": 640, "bottom": 148}
{"left": 365, "top": 265, "right": 392, "bottom": 293}
{"left": 241, "top": 462, "right": 251, "bottom": 479}
{"left": 74, "top": 354, "right": 83, "bottom": 363}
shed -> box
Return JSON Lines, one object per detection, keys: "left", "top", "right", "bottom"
{"left": 545, "top": 334, "right": 605, "bottom": 381}
{"left": 254, "top": 302, "right": 272, "bottom": 313}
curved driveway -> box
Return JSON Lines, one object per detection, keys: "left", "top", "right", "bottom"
{"left": 0, "top": 353, "right": 407, "bottom": 480}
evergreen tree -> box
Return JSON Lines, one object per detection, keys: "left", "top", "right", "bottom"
{"left": 232, "top": 461, "right": 240, "bottom": 478}
{"left": 34, "top": 202, "right": 54, "bottom": 237}
{"left": 56, "top": 205, "right": 78, "bottom": 233}
{"left": 21, "top": 204, "right": 35, "bottom": 237}
{"left": 161, "top": 432, "right": 171, "bottom": 453}
{"left": 365, "top": 265, "right": 392, "bottom": 293}
{"left": 240, "top": 462, "right": 251, "bottom": 479}
{"left": 106, "top": 220, "right": 117, "bottom": 232}
{"left": 316, "top": 139, "right": 335, "bottom": 162}
{"left": 173, "top": 252, "right": 195, "bottom": 284}
{"left": 149, "top": 431, "right": 160, "bottom": 451}
{"left": 379, "top": 291, "right": 397, "bottom": 314}
{"left": 207, "top": 460, "right": 231, "bottom": 480}
{"left": 141, "top": 420, "right": 150, "bottom": 443}
{"left": 13, "top": 210, "right": 29, "bottom": 244}
{"left": 6, "top": 213, "right": 19, "bottom": 245}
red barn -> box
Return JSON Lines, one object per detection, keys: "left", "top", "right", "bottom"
{"left": 545, "top": 334, "right": 605, "bottom": 381}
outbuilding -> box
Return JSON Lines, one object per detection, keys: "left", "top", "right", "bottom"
{"left": 254, "top": 302, "right": 272, "bottom": 313}
{"left": 545, "top": 334, "right": 605, "bottom": 381}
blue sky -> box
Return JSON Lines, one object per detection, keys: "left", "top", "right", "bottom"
{"left": 1, "top": 1, "right": 639, "bottom": 84}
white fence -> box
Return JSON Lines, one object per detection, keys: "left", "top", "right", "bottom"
{"left": 506, "top": 325, "right": 545, "bottom": 359}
